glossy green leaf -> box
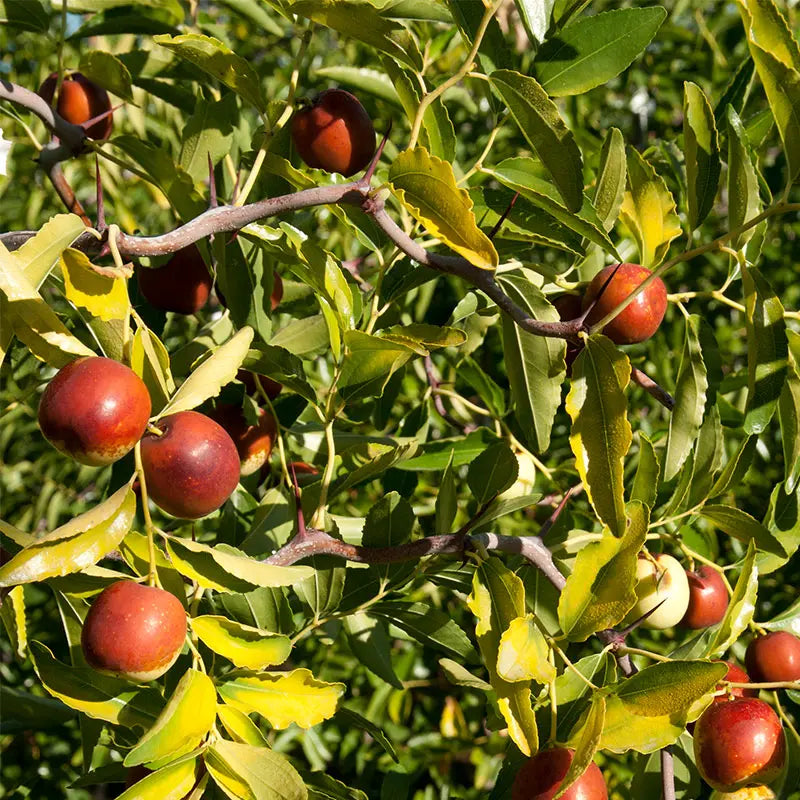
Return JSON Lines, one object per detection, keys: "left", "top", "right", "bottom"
{"left": 0, "top": 0, "right": 49, "bottom": 32}
{"left": 561, "top": 696, "right": 606, "bottom": 797}
{"left": 593, "top": 128, "right": 627, "bottom": 232}
{"left": 78, "top": 49, "right": 134, "bottom": 102}
{"left": 335, "top": 707, "right": 398, "bottom": 762}
{"left": 760, "top": 482, "right": 800, "bottom": 575}
{"left": 435, "top": 452, "right": 457, "bottom": 535}
{"left": 566, "top": 335, "right": 632, "bottom": 536}
{"left": 700, "top": 505, "right": 786, "bottom": 556}
{"left": 314, "top": 65, "right": 402, "bottom": 107}
{"left": 513, "top": 0, "right": 554, "bottom": 46}
{"left": 191, "top": 616, "right": 291, "bottom": 670}
{"left": 61, "top": 248, "right": 130, "bottom": 322}
{"left": 342, "top": 612, "right": 402, "bottom": 689}
{"left": 683, "top": 82, "right": 721, "bottom": 229}
{"left": 664, "top": 315, "right": 709, "bottom": 481}
{"left": 294, "top": 560, "right": 345, "bottom": 617}
{"left": 619, "top": 147, "right": 681, "bottom": 268}
{"left": 218, "top": 669, "right": 345, "bottom": 729}
{"left": 467, "top": 558, "right": 538, "bottom": 756}
{"left": 778, "top": 361, "right": 800, "bottom": 493}
{"left": 381, "top": 324, "right": 466, "bottom": 352}
{"left": 535, "top": 7, "right": 666, "bottom": 96}
{"left": 489, "top": 70, "right": 583, "bottom": 212}
{"left": 0, "top": 485, "right": 136, "bottom": 587}
{"left": 761, "top": 593, "right": 800, "bottom": 637}
{"left": 630, "top": 434, "right": 660, "bottom": 509}
{"left": 709, "top": 434, "right": 757, "bottom": 500}
{"left": 115, "top": 757, "right": 201, "bottom": 800}
{"left": 178, "top": 94, "right": 238, "bottom": 182}
{"left": 558, "top": 502, "right": 647, "bottom": 641}
{"left": 30, "top": 642, "right": 164, "bottom": 729}
{"left": 467, "top": 441, "right": 518, "bottom": 504}
{"left": 119, "top": 531, "right": 186, "bottom": 607}
{"left": 498, "top": 274, "right": 565, "bottom": 453}
{"left": 161, "top": 326, "right": 254, "bottom": 416}
{"left": 125, "top": 669, "right": 216, "bottom": 767}
{"left": 243, "top": 343, "right": 315, "bottom": 403}
{"left": 554, "top": 652, "right": 615, "bottom": 742}
{"left": 388, "top": 147, "right": 498, "bottom": 270}
{"left": 153, "top": 34, "right": 265, "bottom": 112}
{"left": 439, "top": 658, "right": 492, "bottom": 692}
{"left": 685, "top": 405, "right": 724, "bottom": 510}
{"left": 131, "top": 326, "right": 174, "bottom": 414}
{"left": 338, "top": 330, "right": 415, "bottom": 402}
{"left": 496, "top": 614, "right": 555, "bottom": 684}
{"left": 708, "top": 541, "right": 758, "bottom": 658}
{"left": 205, "top": 739, "right": 307, "bottom": 800}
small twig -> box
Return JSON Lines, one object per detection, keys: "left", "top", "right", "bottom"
{"left": 661, "top": 747, "right": 676, "bottom": 800}
{"left": 630, "top": 367, "right": 675, "bottom": 410}
{"left": 488, "top": 191, "right": 520, "bottom": 240}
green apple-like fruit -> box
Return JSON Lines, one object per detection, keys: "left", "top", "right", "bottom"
{"left": 693, "top": 698, "right": 786, "bottom": 792}
{"left": 38, "top": 356, "right": 151, "bottom": 466}
{"left": 38, "top": 71, "right": 113, "bottom": 139}
{"left": 680, "top": 565, "right": 729, "bottom": 629}
{"left": 291, "top": 89, "right": 376, "bottom": 176}
{"left": 209, "top": 403, "right": 277, "bottom": 476}
{"left": 582, "top": 263, "right": 667, "bottom": 344}
{"left": 137, "top": 244, "right": 212, "bottom": 314}
{"left": 745, "top": 632, "right": 800, "bottom": 683}
{"left": 81, "top": 581, "right": 186, "bottom": 681}
{"left": 140, "top": 410, "right": 240, "bottom": 518}
{"left": 627, "top": 553, "right": 690, "bottom": 629}
{"left": 512, "top": 747, "right": 607, "bottom": 800}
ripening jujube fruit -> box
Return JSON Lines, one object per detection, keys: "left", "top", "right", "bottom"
{"left": 709, "top": 786, "right": 776, "bottom": 800}
{"left": 582, "top": 263, "right": 668, "bottom": 344}
{"left": 511, "top": 747, "right": 608, "bottom": 800}
{"left": 745, "top": 632, "right": 800, "bottom": 683}
{"left": 680, "top": 565, "right": 729, "bottom": 629}
{"left": 209, "top": 403, "right": 278, "bottom": 476}
{"left": 693, "top": 697, "right": 786, "bottom": 792}
{"left": 81, "top": 581, "right": 186, "bottom": 682}
{"left": 38, "top": 72, "right": 113, "bottom": 140}
{"left": 137, "top": 244, "right": 212, "bottom": 314}
{"left": 38, "top": 356, "right": 151, "bottom": 466}
{"left": 627, "top": 553, "right": 690, "bottom": 629}
{"left": 291, "top": 89, "right": 376, "bottom": 177}
{"left": 140, "top": 410, "right": 240, "bottom": 519}
{"left": 688, "top": 661, "right": 757, "bottom": 735}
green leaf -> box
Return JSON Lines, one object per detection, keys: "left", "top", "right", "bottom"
{"left": 439, "top": 657, "right": 492, "bottom": 692}
{"left": 489, "top": 70, "right": 584, "bottom": 212}
{"left": 630, "top": 434, "right": 661, "bottom": 509}
{"left": 0, "top": 0, "right": 49, "bottom": 31}
{"left": 700, "top": 505, "right": 786, "bottom": 556}
{"left": 598, "top": 696, "right": 682, "bottom": 754}
{"left": 242, "top": 344, "right": 315, "bottom": 403}
{"left": 663, "top": 315, "right": 709, "bottom": 481}
{"left": 78, "top": 50, "right": 134, "bottom": 102}
{"left": 153, "top": 34, "right": 265, "bottom": 112}
{"left": 514, "top": 0, "right": 554, "bottom": 46}
{"left": 496, "top": 614, "right": 555, "bottom": 684}
{"left": 292, "top": 0, "right": 422, "bottom": 71}
{"left": 535, "top": 7, "right": 666, "bottom": 97}
{"left": 778, "top": 362, "right": 800, "bottom": 493}
{"left": 205, "top": 740, "right": 307, "bottom": 800}
{"left": 396, "top": 427, "right": 500, "bottom": 471}
{"left": 742, "top": 266, "right": 788, "bottom": 434}
{"left": 760, "top": 482, "right": 800, "bottom": 575}
{"left": 179, "top": 94, "right": 238, "bottom": 182}
{"left": 619, "top": 147, "right": 682, "bottom": 268}
{"left": 498, "top": 274, "right": 565, "bottom": 453}
{"left": 380, "top": 324, "right": 466, "bottom": 351}
{"left": 709, "top": 434, "right": 757, "bottom": 499}
{"left": 336, "top": 707, "right": 398, "bottom": 762}
{"left": 0, "top": 686, "right": 74, "bottom": 734}
{"left": 557, "top": 502, "right": 647, "bottom": 641}
{"left": 218, "top": 669, "right": 345, "bottom": 729}
{"left": 115, "top": 757, "right": 201, "bottom": 800}
{"left": 593, "top": 128, "right": 627, "bottom": 232}
{"left": 362, "top": 492, "right": 414, "bottom": 548}
{"left": 0, "top": 485, "right": 136, "bottom": 587}
{"left": 342, "top": 613, "right": 402, "bottom": 689}
{"left": 125, "top": 669, "right": 216, "bottom": 768}
{"left": 338, "top": 330, "right": 415, "bottom": 402}
{"left": 566, "top": 335, "right": 632, "bottom": 537}
{"left": 131, "top": 326, "right": 175, "bottom": 415}
{"left": 435, "top": 452, "right": 458, "bottom": 535}
{"left": 314, "top": 65, "right": 402, "bottom": 107}
{"left": 458, "top": 357, "right": 506, "bottom": 419}
{"left": 60, "top": 248, "right": 130, "bottom": 322}
{"left": 30, "top": 642, "right": 163, "bottom": 729}
{"left": 467, "top": 558, "right": 538, "bottom": 756}
{"left": 683, "top": 82, "right": 721, "bottom": 230}
{"left": 190, "top": 616, "right": 291, "bottom": 670}
{"left": 388, "top": 147, "right": 498, "bottom": 270}
{"left": 467, "top": 441, "right": 518, "bottom": 504}
{"left": 561, "top": 696, "right": 606, "bottom": 798}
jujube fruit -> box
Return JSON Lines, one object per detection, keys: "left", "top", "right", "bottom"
{"left": 693, "top": 697, "right": 786, "bottom": 792}
{"left": 627, "top": 553, "right": 690, "bottom": 629}
{"left": 512, "top": 747, "right": 608, "bottom": 800}
{"left": 271, "top": 272, "right": 284, "bottom": 311}
{"left": 681, "top": 565, "right": 729, "bottom": 629}
{"left": 38, "top": 356, "right": 151, "bottom": 466}
{"left": 582, "top": 263, "right": 667, "bottom": 344}
{"left": 745, "top": 632, "right": 800, "bottom": 683}
{"left": 291, "top": 89, "right": 376, "bottom": 177}
{"left": 209, "top": 403, "right": 277, "bottom": 476}
{"left": 140, "top": 410, "right": 240, "bottom": 519}
{"left": 709, "top": 787, "right": 776, "bottom": 799}
{"left": 38, "top": 72, "right": 113, "bottom": 140}
{"left": 137, "top": 244, "right": 212, "bottom": 314}
{"left": 688, "top": 661, "right": 757, "bottom": 735}
{"left": 553, "top": 293, "right": 584, "bottom": 370}
{"left": 81, "top": 581, "right": 186, "bottom": 682}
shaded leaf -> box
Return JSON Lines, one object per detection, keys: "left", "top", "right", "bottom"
{"left": 683, "top": 82, "right": 721, "bottom": 229}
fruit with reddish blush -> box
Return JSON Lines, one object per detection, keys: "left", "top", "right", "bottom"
{"left": 140, "top": 411, "right": 240, "bottom": 518}
{"left": 290, "top": 461, "right": 320, "bottom": 485}
{"left": 688, "top": 661, "right": 757, "bottom": 735}
{"left": 693, "top": 698, "right": 786, "bottom": 791}
{"left": 210, "top": 403, "right": 277, "bottom": 476}
{"left": 626, "top": 553, "right": 690, "bottom": 629}
{"left": 38, "top": 71, "right": 113, "bottom": 139}
{"left": 38, "top": 357, "right": 151, "bottom": 466}
{"left": 137, "top": 244, "right": 212, "bottom": 314}
{"left": 745, "top": 632, "right": 800, "bottom": 683}
{"left": 511, "top": 747, "right": 607, "bottom": 800}
{"left": 291, "top": 89, "right": 376, "bottom": 176}
{"left": 271, "top": 272, "right": 284, "bottom": 311}
{"left": 681, "top": 565, "right": 729, "bottom": 629}
{"left": 81, "top": 581, "right": 186, "bottom": 682}
{"left": 582, "top": 263, "right": 667, "bottom": 344}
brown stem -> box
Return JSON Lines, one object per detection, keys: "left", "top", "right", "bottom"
{"left": 47, "top": 164, "right": 91, "bottom": 226}
{"left": 631, "top": 366, "right": 675, "bottom": 410}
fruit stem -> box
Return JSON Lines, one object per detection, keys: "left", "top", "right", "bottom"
{"left": 310, "top": 414, "right": 337, "bottom": 529}
{"left": 617, "top": 646, "right": 671, "bottom": 663}
{"left": 550, "top": 639, "right": 599, "bottom": 690}
{"left": 133, "top": 441, "right": 159, "bottom": 588}
{"left": 774, "top": 693, "right": 800, "bottom": 746}
{"left": 729, "top": 681, "right": 800, "bottom": 690}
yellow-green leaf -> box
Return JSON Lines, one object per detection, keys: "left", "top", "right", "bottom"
{"left": 131, "top": 326, "right": 174, "bottom": 414}
{"left": 598, "top": 695, "right": 683, "bottom": 754}
{"left": 737, "top": 0, "right": 800, "bottom": 71}
{"left": 496, "top": 614, "right": 556, "bottom": 684}
{"left": 467, "top": 557, "right": 538, "bottom": 756}
{"left": 619, "top": 147, "right": 681, "bottom": 268}
{"left": 9, "top": 213, "right": 87, "bottom": 288}
{"left": 115, "top": 757, "right": 201, "bottom": 800}
{"left": 0, "top": 585, "right": 27, "bottom": 658}
{"left": 0, "top": 485, "right": 136, "bottom": 587}
{"left": 566, "top": 335, "right": 632, "bottom": 536}
{"left": 125, "top": 669, "right": 216, "bottom": 768}
{"left": 60, "top": 248, "right": 130, "bottom": 322}
{"left": 557, "top": 502, "right": 647, "bottom": 641}
{"left": 190, "top": 616, "right": 291, "bottom": 670}
{"left": 216, "top": 704, "right": 268, "bottom": 746}
{"left": 388, "top": 147, "right": 498, "bottom": 270}
{"left": 218, "top": 668, "right": 345, "bottom": 730}
{"left": 561, "top": 696, "right": 606, "bottom": 798}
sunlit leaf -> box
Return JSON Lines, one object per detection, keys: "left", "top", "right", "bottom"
{"left": 496, "top": 614, "right": 555, "bottom": 684}
{"left": 61, "top": 248, "right": 130, "bottom": 322}
{"left": 190, "top": 616, "right": 291, "bottom": 670}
